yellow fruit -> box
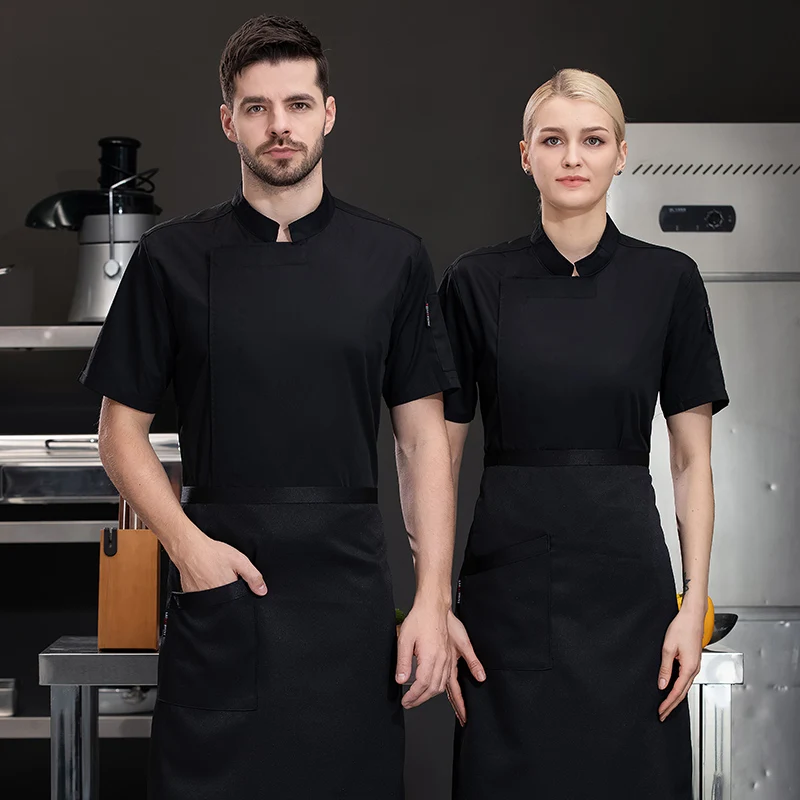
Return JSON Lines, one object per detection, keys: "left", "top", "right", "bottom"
{"left": 676, "top": 593, "right": 715, "bottom": 647}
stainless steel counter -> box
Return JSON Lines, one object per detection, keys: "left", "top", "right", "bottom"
{"left": 0, "top": 326, "right": 100, "bottom": 350}
{"left": 39, "top": 637, "right": 743, "bottom": 800}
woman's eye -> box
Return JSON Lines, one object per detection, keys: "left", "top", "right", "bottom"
{"left": 586, "top": 137, "right": 603, "bottom": 146}
{"left": 545, "top": 136, "right": 561, "bottom": 146}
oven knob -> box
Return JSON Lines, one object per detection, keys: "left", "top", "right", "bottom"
{"left": 705, "top": 209, "right": 724, "bottom": 229}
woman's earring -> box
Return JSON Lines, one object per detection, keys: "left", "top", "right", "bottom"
{"left": 524, "top": 167, "right": 531, "bottom": 175}
{"left": 615, "top": 169, "right": 623, "bottom": 176}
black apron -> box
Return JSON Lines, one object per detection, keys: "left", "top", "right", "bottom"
{"left": 451, "top": 276, "right": 693, "bottom": 799}
{"left": 147, "top": 247, "right": 406, "bottom": 799}
{"left": 148, "top": 490, "right": 403, "bottom": 800}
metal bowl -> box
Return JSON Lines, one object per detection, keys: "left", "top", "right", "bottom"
{"left": 98, "top": 686, "right": 156, "bottom": 715}
{"left": 707, "top": 612, "right": 738, "bottom": 645}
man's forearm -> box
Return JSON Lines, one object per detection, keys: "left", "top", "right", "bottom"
{"left": 395, "top": 435, "right": 455, "bottom": 609}
{"left": 99, "top": 418, "right": 201, "bottom": 562}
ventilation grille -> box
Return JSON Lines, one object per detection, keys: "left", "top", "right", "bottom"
{"left": 631, "top": 163, "right": 800, "bottom": 176}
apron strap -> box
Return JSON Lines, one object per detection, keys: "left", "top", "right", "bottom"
{"left": 181, "top": 486, "right": 378, "bottom": 505}
{"left": 484, "top": 449, "right": 649, "bottom": 468}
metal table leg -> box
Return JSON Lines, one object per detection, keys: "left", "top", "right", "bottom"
{"left": 688, "top": 683, "right": 701, "bottom": 799}
{"left": 51, "top": 684, "right": 99, "bottom": 800}
{"left": 701, "top": 683, "right": 732, "bottom": 800}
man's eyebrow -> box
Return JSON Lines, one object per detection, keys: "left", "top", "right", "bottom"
{"left": 239, "top": 95, "right": 267, "bottom": 107}
{"left": 238, "top": 93, "right": 317, "bottom": 107}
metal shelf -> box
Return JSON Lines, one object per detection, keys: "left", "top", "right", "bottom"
{"left": 0, "top": 714, "right": 151, "bottom": 739}
{"left": 0, "top": 521, "right": 109, "bottom": 544}
{"left": 0, "top": 326, "right": 101, "bottom": 350}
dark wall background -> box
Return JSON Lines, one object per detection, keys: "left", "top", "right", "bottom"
{"left": 1, "top": 0, "right": 798, "bottom": 797}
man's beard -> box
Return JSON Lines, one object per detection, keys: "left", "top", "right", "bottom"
{"left": 238, "top": 130, "right": 325, "bottom": 188}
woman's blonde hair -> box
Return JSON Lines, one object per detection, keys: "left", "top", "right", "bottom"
{"left": 522, "top": 68, "right": 625, "bottom": 146}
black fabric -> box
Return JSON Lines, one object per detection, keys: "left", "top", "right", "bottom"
{"left": 530, "top": 213, "right": 620, "bottom": 277}
{"left": 180, "top": 485, "right": 378, "bottom": 505}
{"left": 77, "top": 186, "right": 454, "bottom": 797}
{"left": 79, "top": 235, "right": 176, "bottom": 414}
{"left": 452, "top": 465, "right": 692, "bottom": 799}
{"left": 437, "top": 217, "right": 729, "bottom": 445}
{"left": 78, "top": 185, "right": 460, "bottom": 487}
{"left": 484, "top": 448, "right": 649, "bottom": 468}
{"left": 150, "top": 501, "right": 403, "bottom": 799}
{"left": 157, "top": 577, "right": 257, "bottom": 711}
{"left": 438, "top": 219, "right": 721, "bottom": 798}
{"left": 660, "top": 264, "right": 728, "bottom": 417}
{"left": 230, "top": 183, "right": 335, "bottom": 242}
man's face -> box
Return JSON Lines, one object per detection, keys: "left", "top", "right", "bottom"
{"left": 221, "top": 59, "right": 336, "bottom": 187}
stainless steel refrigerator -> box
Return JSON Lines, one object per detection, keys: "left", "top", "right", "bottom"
{"left": 608, "top": 123, "right": 800, "bottom": 800}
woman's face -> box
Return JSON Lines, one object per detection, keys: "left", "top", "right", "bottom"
{"left": 521, "top": 96, "right": 627, "bottom": 214}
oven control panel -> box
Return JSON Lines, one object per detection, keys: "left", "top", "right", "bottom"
{"left": 659, "top": 205, "right": 736, "bottom": 232}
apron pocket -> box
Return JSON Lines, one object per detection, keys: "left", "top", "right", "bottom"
{"left": 457, "top": 534, "right": 552, "bottom": 671}
{"left": 157, "top": 578, "right": 258, "bottom": 711}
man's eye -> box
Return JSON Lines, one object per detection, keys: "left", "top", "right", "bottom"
{"left": 247, "top": 106, "right": 264, "bottom": 113}
{"left": 292, "top": 103, "right": 309, "bottom": 110}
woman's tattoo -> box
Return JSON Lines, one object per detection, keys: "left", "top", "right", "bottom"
{"left": 683, "top": 572, "right": 691, "bottom": 594}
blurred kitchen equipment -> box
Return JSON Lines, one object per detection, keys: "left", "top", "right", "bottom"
{"left": 0, "top": 678, "right": 17, "bottom": 716}
{"left": 0, "top": 263, "right": 34, "bottom": 325}
{"left": 609, "top": 122, "right": 800, "bottom": 800}
{"left": 709, "top": 613, "right": 739, "bottom": 645}
{"left": 25, "top": 137, "right": 160, "bottom": 323}
{"left": 97, "top": 495, "right": 162, "bottom": 651}
{"left": 0, "top": 431, "right": 180, "bottom": 590}
{"left": 97, "top": 685, "right": 156, "bottom": 715}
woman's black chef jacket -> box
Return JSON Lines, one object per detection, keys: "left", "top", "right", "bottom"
{"left": 78, "top": 185, "right": 459, "bottom": 800}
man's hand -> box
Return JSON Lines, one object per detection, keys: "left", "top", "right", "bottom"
{"left": 444, "top": 610, "right": 486, "bottom": 725}
{"left": 396, "top": 601, "right": 452, "bottom": 709}
{"left": 172, "top": 533, "right": 267, "bottom": 596}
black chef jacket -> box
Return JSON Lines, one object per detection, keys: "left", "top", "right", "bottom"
{"left": 437, "top": 215, "right": 729, "bottom": 452}
{"left": 79, "top": 185, "right": 460, "bottom": 488}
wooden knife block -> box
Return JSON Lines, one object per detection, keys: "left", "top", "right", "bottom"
{"left": 98, "top": 501, "right": 161, "bottom": 651}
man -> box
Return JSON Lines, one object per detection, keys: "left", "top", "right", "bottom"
{"left": 79, "top": 15, "right": 461, "bottom": 799}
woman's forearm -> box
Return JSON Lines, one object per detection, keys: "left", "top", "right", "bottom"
{"left": 671, "top": 458, "right": 714, "bottom": 610}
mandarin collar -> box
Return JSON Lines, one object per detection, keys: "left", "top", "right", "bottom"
{"left": 231, "top": 183, "right": 336, "bottom": 243}
{"left": 530, "top": 214, "right": 619, "bottom": 277}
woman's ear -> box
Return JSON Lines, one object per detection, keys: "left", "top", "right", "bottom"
{"left": 520, "top": 140, "right": 531, "bottom": 175}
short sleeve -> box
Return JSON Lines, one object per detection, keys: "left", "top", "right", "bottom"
{"left": 660, "top": 262, "right": 729, "bottom": 418}
{"left": 437, "top": 262, "right": 479, "bottom": 423}
{"left": 382, "top": 241, "right": 461, "bottom": 408}
{"left": 78, "top": 236, "right": 175, "bottom": 413}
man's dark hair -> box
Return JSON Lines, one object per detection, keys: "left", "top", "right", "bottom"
{"left": 219, "top": 15, "right": 329, "bottom": 108}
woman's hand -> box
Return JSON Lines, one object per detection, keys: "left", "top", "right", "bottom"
{"left": 444, "top": 610, "right": 486, "bottom": 725}
{"left": 657, "top": 602, "right": 704, "bottom": 721}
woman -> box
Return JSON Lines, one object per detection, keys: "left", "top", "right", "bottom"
{"left": 438, "top": 69, "right": 728, "bottom": 798}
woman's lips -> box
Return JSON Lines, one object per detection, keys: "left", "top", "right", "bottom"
{"left": 557, "top": 177, "right": 589, "bottom": 187}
